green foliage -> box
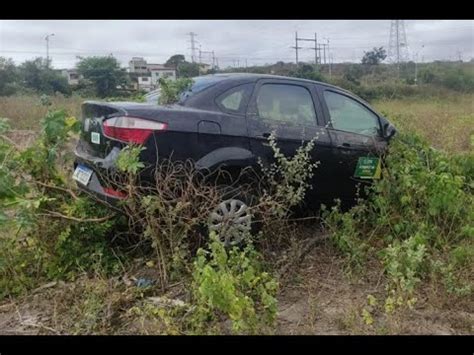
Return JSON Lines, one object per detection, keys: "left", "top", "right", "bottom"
{"left": 0, "top": 107, "right": 122, "bottom": 299}
{"left": 343, "top": 64, "right": 365, "bottom": 85}
{"left": 191, "top": 232, "right": 278, "bottom": 334}
{"left": 165, "top": 54, "right": 186, "bottom": 69}
{"left": 323, "top": 132, "right": 473, "bottom": 301}
{"left": 418, "top": 62, "right": 474, "bottom": 92}
{"left": 116, "top": 145, "right": 146, "bottom": 174}
{"left": 18, "top": 58, "right": 71, "bottom": 95}
{"left": 158, "top": 77, "right": 194, "bottom": 105}
{"left": 46, "top": 198, "right": 123, "bottom": 279}
{"left": 0, "top": 57, "right": 19, "bottom": 96}
{"left": 361, "top": 47, "right": 387, "bottom": 66}
{"left": 289, "top": 63, "right": 326, "bottom": 82}
{"left": 176, "top": 61, "right": 200, "bottom": 78}
{"left": 382, "top": 235, "right": 426, "bottom": 312}
{"left": 321, "top": 201, "right": 369, "bottom": 271}
{"left": 258, "top": 131, "right": 319, "bottom": 218}
{"left": 76, "top": 56, "right": 129, "bottom": 98}
{"left": 19, "top": 109, "right": 79, "bottom": 183}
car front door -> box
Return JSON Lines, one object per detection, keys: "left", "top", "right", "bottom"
{"left": 319, "top": 88, "right": 388, "bottom": 201}
{"left": 246, "top": 79, "right": 335, "bottom": 202}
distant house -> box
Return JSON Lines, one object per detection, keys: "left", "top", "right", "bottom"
{"left": 129, "top": 57, "right": 148, "bottom": 74}
{"left": 59, "top": 69, "right": 82, "bottom": 86}
{"left": 198, "top": 63, "right": 212, "bottom": 74}
{"left": 150, "top": 67, "right": 176, "bottom": 85}
{"left": 137, "top": 75, "right": 153, "bottom": 92}
{"left": 128, "top": 57, "right": 176, "bottom": 90}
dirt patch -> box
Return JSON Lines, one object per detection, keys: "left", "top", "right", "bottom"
{"left": 4, "top": 130, "right": 38, "bottom": 150}
{"left": 276, "top": 241, "right": 473, "bottom": 335}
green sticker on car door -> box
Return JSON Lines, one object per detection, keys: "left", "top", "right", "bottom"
{"left": 354, "top": 156, "right": 381, "bottom": 179}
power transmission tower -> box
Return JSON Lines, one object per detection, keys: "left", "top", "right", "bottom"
{"left": 388, "top": 20, "right": 410, "bottom": 76}
{"left": 188, "top": 32, "right": 198, "bottom": 63}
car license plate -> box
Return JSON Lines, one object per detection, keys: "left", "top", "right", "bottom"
{"left": 72, "top": 164, "right": 93, "bottom": 186}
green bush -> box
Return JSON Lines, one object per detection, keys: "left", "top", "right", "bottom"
{"left": 191, "top": 232, "right": 278, "bottom": 334}
{"left": 0, "top": 108, "right": 124, "bottom": 298}
{"left": 323, "top": 132, "right": 473, "bottom": 301}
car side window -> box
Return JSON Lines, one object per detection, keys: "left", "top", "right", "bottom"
{"left": 216, "top": 84, "right": 253, "bottom": 114}
{"left": 256, "top": 84, "right": 317, "bottom": 127}
{"left": 324, "top": 90, "right": 380, "bottom": 136}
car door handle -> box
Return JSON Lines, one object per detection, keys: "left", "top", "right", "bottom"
{"left": 337, "top": 142, "right": 351, "bottom": 148}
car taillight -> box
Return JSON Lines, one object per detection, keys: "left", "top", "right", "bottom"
{"left": 103, "top": 187, "right": 127, "bottom": 199}
{"left": 103, "top": 116, "right": 167, "bottom": 144}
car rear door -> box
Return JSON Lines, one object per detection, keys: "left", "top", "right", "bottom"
{"left": 318, "top": 87, "right": 388, "bottom": 200}
{"left": 245, "top": 78, "right": 335, "bottom": 202}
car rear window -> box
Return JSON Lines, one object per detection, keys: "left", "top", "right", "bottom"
{"left": 179, "top": 76, "right": 227, "bottom": 102}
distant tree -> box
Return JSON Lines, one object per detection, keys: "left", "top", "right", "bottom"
{"left": 0, "top": 57, "right": 18, "bottom": 96}
{"left": 361, "top": 47, "right": 387, "bottom": 66}
{"left": 177, "top": 61, "right": 200, "bottom": 78}
{"left": 18, "top": 58, "right": 70, "bottom": 95}
{"left": 165, "top": 54, "right": 186, "bottom": 69}
{"left": 76, "top": 56, "right": 128, "bottom": 98}
{"left": 289, "top": 63, "right": 325, "bottom": 82}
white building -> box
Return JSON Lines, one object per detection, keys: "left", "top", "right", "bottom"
{"left": 129, "top": 57, "right": 177, "bottom": 91}
{"left": 129, "top": 57, "right": 148, "bottom": 74}
{"left": 60, "top": 69, "right": 82, "bottom": 85}
{"left": 137, "top": 76, "right": 153, "bottom": 92}
{"left": 150, "top": 68, "right": 176, "bottom": 85}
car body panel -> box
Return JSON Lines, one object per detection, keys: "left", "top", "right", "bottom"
{"left": 74, "top": 73, "right": 395, "bottom": 207}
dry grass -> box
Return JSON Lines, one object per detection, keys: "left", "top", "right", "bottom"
{"left": 373, "top": 94, "right": 474, "bottom": 154}
{"left": 0, "top": 95, "right": 84, "bottom": 130}
{"left": 1, "top": 93, "right": 472, "bottom": 154}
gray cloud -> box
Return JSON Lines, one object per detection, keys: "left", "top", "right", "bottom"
{"left": 0, "top": 20, "right": 472, "bottom": 69}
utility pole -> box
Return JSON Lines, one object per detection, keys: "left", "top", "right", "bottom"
{"left": 45, "top": 33, "right": 54, "bottom": 68}
{"left": 188, "top": 32, "right": 198, "bottom": 63}
{"left": 291, "top": 31, "right": 302, "bottom": 65}
{"left": 414, "top": 52, "right": 418, "bottom": 85}
{"left": 327, "top": 39, "right": 332, "bottom": 78}
{"left": 293, "top": 32, "right": 319, "bottom": 66}
{"left": 323, "top": 43, "right": 326, "bottom": 65}
{"left": 314, "top": 33, "right": 318, "bottom": 66}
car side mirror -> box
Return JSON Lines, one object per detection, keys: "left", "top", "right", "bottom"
{"left": 379, "top": 116, "right": 396, "bottom": 141}
{"left": 383, "top": 122, "right": 397, "bottom": 141}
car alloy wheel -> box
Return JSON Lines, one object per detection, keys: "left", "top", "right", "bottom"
{"left": 208, "top": 198, "right": 252, "bottom": 247}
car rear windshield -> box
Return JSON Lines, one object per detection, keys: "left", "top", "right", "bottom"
{"left": 179, "top": 76, "right": 227, "bottom": 103}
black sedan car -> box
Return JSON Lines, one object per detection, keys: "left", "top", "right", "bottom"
{"left": 73, "top": 73, "right": 396, "bottom": 240}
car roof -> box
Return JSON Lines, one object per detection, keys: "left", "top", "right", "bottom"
{"left": 197, "top": 72, "right": 345, "bottom": 91}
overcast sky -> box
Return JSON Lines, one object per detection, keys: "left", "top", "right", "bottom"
{"left": 0, "top": 20, "right": 473, "bottom": 69}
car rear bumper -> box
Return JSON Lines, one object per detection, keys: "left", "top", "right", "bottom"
{"left": 73, "top": 160, "right": 126, "bottom": 207}
{"left": 73, "top": 142, "right": 126, "bottom": 209}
